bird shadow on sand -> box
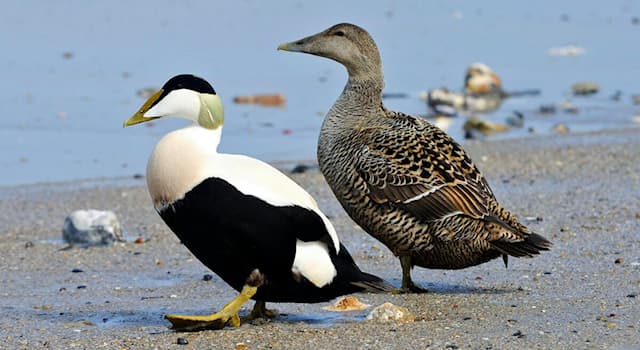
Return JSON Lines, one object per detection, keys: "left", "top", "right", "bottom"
{"left": 390, "top": 280, "right": 518, "bottom": 295}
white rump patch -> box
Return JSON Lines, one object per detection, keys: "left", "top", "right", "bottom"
{"left": 291, "top": 240, "right": 337, "bottom": 288}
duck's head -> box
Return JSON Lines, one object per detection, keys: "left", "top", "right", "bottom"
{"left": 464, "top": 63, "right": 502, "bottom": 95}
{"left": 124, "top": 74, "right": 224, "bottom": 130}
{"left": 278, "top": 23, "right": 382, "bottom": 80}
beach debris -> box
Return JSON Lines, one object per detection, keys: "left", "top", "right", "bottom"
{"left": 547, "top": 45, "right": 586, "bottom": 57}
{"left": 552, "top": 123, "right": 569, "bottom": 135}
{"left": 203, "top": 274, "right": 214, "bottom": 281}
{"left": 233, "top": 93, "right": 286, "bottom": 107}
{"left": 366, "top": 302, "right": 415, "bottom": 323}
{"left": 177, "top": 337, "right": 189, "bottom": 345}
{"left": 463, "top": 116, "right": 510, "bottom": 138}
{"left": 323, "top": 296, "right": 370, "bottom": 311}
{"left": 571, "top": 82, "right": 600, "bottom": 96}
{"left": 134, "top": 237, "right": 145, "bottom": 244}
{"left": 505, "top": 111, "right": 524, "bottom": 128}
{"left": 631, "top": 95, "right": 640, "bottom": 105}
{"left": 62, "top": 210, "right": 123, "bottom": 247}
{"left": 71, "top": 268, "right": 84, "bottom": 273}
{"left": 235, "top": 343, "right": 249, "bottom": 350}
{"left": 56, "top": 111, "right": 68, "bottom": 119}
{"left": 62, "top": 51, "right": 74, "bottom": 60}
{"left": 615, "top": 258, "right": 624, "bottom": 264}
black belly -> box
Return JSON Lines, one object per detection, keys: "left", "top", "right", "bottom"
{"left": 158, "top": 177, "right": 360, "bottom": 303}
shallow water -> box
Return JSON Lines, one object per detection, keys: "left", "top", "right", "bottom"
{"left": 1, "top": 0, "right": 638, "bottom": 186}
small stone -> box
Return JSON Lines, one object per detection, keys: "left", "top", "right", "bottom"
{"left": 323, "top": 296, "right": 370, "bottom": 311}
{"left": 24, "top": 241, "right": 34, "bottom": 248}
{"left": 134, "top": 237, "right": 145, "bottom": 244}
{"left": 235, "top": 343, "right": 249, "bottom": 350}
{"left": 366, "top": 302, "right": 415, "bottom": 323}
{"left": 203, "top": 274, "right": 214, "bottom": 281}
{"left": 512, "top": 330, "right": 526, "bottom": 338}
{"left": 77, "top": 285, "right": 87, "bottom": 289}
{"left": 626, "top": 294, "right": 636, "bottom": 298}
{"left": 177, "top": 337, "right": 188, "bottom": 345}
{"left": 615, "top": 258, "right": 624, "bottom": 264}
{"left": 71, "top": 268, "right": 84, "bottom": 273}
{"left": 62, "top": 210, "right": 122, "bottom": 247}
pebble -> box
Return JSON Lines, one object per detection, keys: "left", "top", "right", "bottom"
{"left": 203, "top": 274, "right": 214, "bottom": 281}
{"left": 62, "top": 210, "right": 122, "bottom": 247}
{"left": 614, "top": 258, "right": 624, "bottom": 264}
{"left": 366, "top": 302, "right": 415, "bottom": 323}
{"left": 177, "top": 337, "right": 188, "bottom": 345}
{"left": 71, "top": 268, "right": 84, "bottom": 273}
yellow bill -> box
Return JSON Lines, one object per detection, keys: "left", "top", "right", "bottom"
{"left": 123, "top": 89, "right": 164, "bottom": 127}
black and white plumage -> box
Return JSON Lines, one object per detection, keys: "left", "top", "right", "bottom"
{"left": 124, "top": 74, "right": 391, "bottom": 331}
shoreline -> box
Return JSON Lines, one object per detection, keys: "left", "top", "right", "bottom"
{"left": 1, "top": 128, "right": 639, "bottom": 349}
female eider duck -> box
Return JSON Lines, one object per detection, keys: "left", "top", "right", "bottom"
{"left": 124, "top": 74, "right": 391, "bottom": 331}
{"left": 278, "top": 23, "right": 551, "bottom": 292}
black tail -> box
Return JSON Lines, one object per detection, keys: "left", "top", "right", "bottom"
{"left": 334, "top": 243, "right": 395, "bottom": 293}
{"left": 351, "top": 271, "right": 395, "bottom": 293}
{"left": 492, "top": 232, "right": 552, "bottom": 260}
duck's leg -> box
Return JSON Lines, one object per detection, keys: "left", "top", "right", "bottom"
{"left": 398, "top": 256, "right": 428, "bottom": 293}
{"left": 165, "top": 270, "right": 264, "bottom": 331}
{"left": 244, "top": 300, "right": 278, "bottom": 321}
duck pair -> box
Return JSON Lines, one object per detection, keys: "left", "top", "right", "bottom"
{"left": 124, "top": 23, "right": 551, "bottom": 331}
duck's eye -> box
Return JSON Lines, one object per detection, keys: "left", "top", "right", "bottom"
{"left": 334, "top": 30, "right": 345, "bottom": 37}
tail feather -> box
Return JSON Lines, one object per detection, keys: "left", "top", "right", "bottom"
{"left": 492, "top": 232, "right": 552, "bottom": 258}
{"left": 351, "top": 271, "right": 395, "bottom": 293}
{"left": 334, "top": 243, "right": 395, "bottom": 293}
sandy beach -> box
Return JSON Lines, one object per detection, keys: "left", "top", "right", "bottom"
{"left": 1, "top": 128, "right": 639, "bottom": 349}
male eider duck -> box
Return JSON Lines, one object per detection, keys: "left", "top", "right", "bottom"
{"left": 278, "top": 24, "right": 551, "bottom": 292}
{"left": 124, "top": 74, "right": 391, "bottom": 330}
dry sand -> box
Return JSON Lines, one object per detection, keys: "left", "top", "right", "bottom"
{"left": 1, "top": 128, "right": 639, "bottom": 349}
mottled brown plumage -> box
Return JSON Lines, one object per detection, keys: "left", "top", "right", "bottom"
{"left": 279, "top": 23, "right": 551, "bottom": 292}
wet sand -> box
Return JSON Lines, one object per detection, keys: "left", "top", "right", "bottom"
{"left": 1, "top": 128, "right": 639, "bottom": 349}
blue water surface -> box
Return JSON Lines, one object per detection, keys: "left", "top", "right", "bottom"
{"left": 1, "top": 1, "right": 638, "bottom": 185}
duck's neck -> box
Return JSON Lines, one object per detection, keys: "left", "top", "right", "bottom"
{"left": 333, "top": 74, "right": 385, "bottom": 117}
